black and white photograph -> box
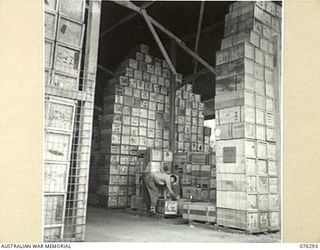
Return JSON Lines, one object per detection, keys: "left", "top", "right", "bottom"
{"left": 43, "top": 0, "right": 283, "bottom": 243}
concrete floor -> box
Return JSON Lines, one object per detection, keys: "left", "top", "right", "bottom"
{"left": 85, "top": 206, "right": 281, "bottom": 242}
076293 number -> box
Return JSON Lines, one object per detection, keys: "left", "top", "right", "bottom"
{"left": 300, "top": 244, "right": 318, "bottom": 248}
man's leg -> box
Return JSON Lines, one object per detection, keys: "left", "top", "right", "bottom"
{"left": 142, "top": 177, "right": 151, "bottom": 211}
{"left": 143, "top": 175, "right": 159, "bottom": 213}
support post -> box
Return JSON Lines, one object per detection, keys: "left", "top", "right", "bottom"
{"left": 169, "top": 73, "right": 176, "bottom": 164}
{"left": 192, "top": 1, "right": 205, "bottom": 87}
{"left": 170, "top": 39, "right": 177, "bottom": 68}
{"left": 273, "top": 34, "right": 282, "bottom": 231}
{"left": 75, "top": 0, "right": 101, "bottom": 241}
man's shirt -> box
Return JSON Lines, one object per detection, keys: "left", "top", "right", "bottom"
{"left": 149, "top": 172, "right": 174, "bottom": 195}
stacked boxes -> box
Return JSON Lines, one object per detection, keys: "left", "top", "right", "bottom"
{"left": 95, "top": 44, "right": 174, "bottom": 208}
{"left": 44, "top": 0, "right": 87, "bottom": 241}
{"left": 173, "top": 152, "right": 216, "bottom": 203}
{"left": 215, "top": 1, "right": 281, "bottom": 232}
{"left": 175, "top": 84, "right": 209, "bottom": 152}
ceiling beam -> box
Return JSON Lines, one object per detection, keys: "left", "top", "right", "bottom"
{"left": 147, "top": 15, "right": 217, "bottom": 75}
{"left": 99, "top": 1, "right": 155, "bottom": 38}
{"left": 110, "top": 0, "right": 217, "bottom": 77}
{"left": 97, "top": 64, "right": 114, "bottom": 77}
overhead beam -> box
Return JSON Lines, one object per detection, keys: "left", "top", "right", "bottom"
{"left": 110, "top": 0, "right": 216, "bottom": 75}
{"left": 100, "top": 1, "right": 155, "bottom": 38}
{"left": 192, "top": 1, "right": 205, "bottom": 87}
{"left": 97, "top": 64, "right": 114, "bottom": 77}
{"left": 147, "top": 15, "right": 217, "bottom": 75}
{"left": 149, "top": 20, "right": 224, "bottom": 55}
{"left": 141, "top": 9, "right": 177, "bottom": 74}
{"left": 183, "top": 68, "right": 209, "bottom": 83}
{"left": 112, "top": 0, "right": 141, "bottom": 12}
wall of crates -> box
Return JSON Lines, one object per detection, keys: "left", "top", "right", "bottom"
{"left": 44, "top": 0, "right": 94, "bottom": 242}
{"left": 88, "top": 44, "right": 216, "bottom": 209}
{"left": 93, "top": 44, "right": 175, "bottom": 208}
{"left": 215, "top": 1, "right": 281, "bottom": 233}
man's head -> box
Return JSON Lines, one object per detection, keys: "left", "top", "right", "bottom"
{"left": 170, "top": 174, "right": 178, "bottom": 184}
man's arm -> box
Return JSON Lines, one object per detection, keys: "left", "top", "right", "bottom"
{"left": 164, "top": 177, "right": 174, "bottom": 196}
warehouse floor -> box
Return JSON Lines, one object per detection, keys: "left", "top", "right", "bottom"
{"left": 85, "top": 206, "right": 281, "bottom": 242}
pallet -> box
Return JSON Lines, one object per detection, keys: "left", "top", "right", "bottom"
{"left": 213, "top": 224, "right": 280, "bottom": 235}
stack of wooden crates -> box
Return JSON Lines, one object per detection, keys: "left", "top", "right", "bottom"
{"left": 215, "top": 1, "right": 281, "bottom": 232}
{"left": 93, "top": 44, "right": 179, "bottom": 208}
{"left": 175, "top": 83, "right": 210, "bottom": 152}
{"left": 44, "top": 0, "right": 93, "bottom": 242}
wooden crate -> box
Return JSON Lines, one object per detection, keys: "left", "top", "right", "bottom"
{"left": 57, "top": 16, "right": 85, "bottom": 49}
{"left": 44, "top": 162, "right": 69, "bottom": 193}
{"left": 44, "top": 226, "right": 62, "bottom": 241}
{"left": 44, "top": 0, "right": 57, "bottom": 12}
{"left": 45, "top": 97, "right": 76, "bottom": 132}
{"left": 54, "top": 43, "right": 82, "bottom": 76}
{"left": 130, "top": 196, "right": 147, "bottom": 210}
{"left": 156, "top": 199, "right": 178, "bottom": 216}
{"left": 217, "top": 191, "right": 258, "bottom": 210}
{"left": 59, "top": 0, "right": 86, "bottom": 23}
{"left": 45, "top": 39, "right": 54, "bottom": 69}
{"left": 44, "top": 195, "right": 65, "bottom": 226}
{"left": 44, "top": 131, "right": 72, "bottom": 162}
{"left": 217, "top": 208, "right": 259, "bottom": 232}
{"left": 182, "top": 202, "right": 216, "bottom": 223}
{"left": 50, "top": 71, "right": 79, "bottom": 90}
{"left": 45, "top": 12, "right": 57, "bottom": 40}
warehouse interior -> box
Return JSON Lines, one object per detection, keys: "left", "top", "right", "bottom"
{"left": 85, "top": 0, "right": 281, "bottom": 242}
{"left": 44, "top": 0, "right": 282, "bottom": 243}
{"left": 87, "top": 1, "right": 229, "bottom": 242}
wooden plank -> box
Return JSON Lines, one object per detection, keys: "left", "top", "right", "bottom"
{"left": 141, "top": 9, "right": 176, "bottom": 74}
{"left": 273, "top": 34, "right": 282, "bottom": 228}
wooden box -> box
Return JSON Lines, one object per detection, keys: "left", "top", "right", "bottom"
{"left": 44, "top": 195, "right": 65, "bottom": 225}
{"left": 54, "top": 43, "right": 81, "bottom": 75}
{"left": 45, "top": 39, "right": 54, "bottom": 69}
{"left": 156, "top": 199, "right": 178, "bottom": 215}
{"left": 50, "top": 71, "right": 79, "bottom": 90}
{"left": 217, "top": 191, "right": 257, "bottom": 210}
{"left": 44, "top": 162, "right": 69, "bottom": 193}
{"left": 59, "top": 0, "right": 85, "bottom": 22}
{"left": 57, "top": 16, "right": 84, "bottom": 48}
{"left": 182, "top": 202, "right": 216, "bottom": 223}
{"left": 44, "top": 227, "right": 62, "bottom": 241}
{"left": 45, "top": 12, "right": 57, "bottom": 40}
{"left": 130, "top": 196, "right": 147, "bottom": 210}
{"left": 44, "top": 132, "right": 72, "bottom": 162}
{"left": 217, "top": 208, "right": 259, "bottom": 232}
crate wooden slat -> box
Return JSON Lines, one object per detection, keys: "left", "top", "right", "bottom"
{"left": 182, "top": 202, "right": 216, "bottom": 223}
